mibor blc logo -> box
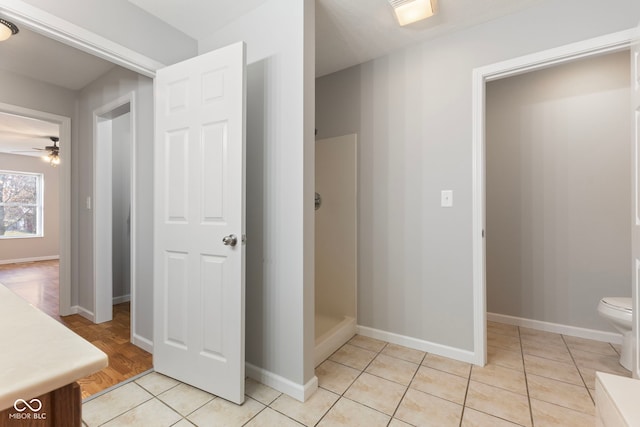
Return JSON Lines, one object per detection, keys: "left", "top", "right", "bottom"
{"left": 8, "top": 398, "right": 47, "bottom": 421}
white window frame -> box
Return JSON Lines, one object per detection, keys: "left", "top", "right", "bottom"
{"left": 0, "top": 170, "right": 44, "bottom": 239}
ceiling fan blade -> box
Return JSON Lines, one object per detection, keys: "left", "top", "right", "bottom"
{"left": 10, "top": 150, "right": 44, "bottom": 153}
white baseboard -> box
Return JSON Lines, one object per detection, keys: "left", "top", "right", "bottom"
{"left": 246, "top": 362, "right": 318, "bottom": 402}
{"left": 63, "top": 305, "right": 79, "bottom": 316}
{"left": 113, "top": 294, "right": 131, "bottom": 305}
{"left": 487, "top": 312, "right": 623, "bottom": 344}
{"left": 357, "top": 325, "right": 478, "bottom": 364}
{"left": 315, "top": 317, "right": 356, "bottom": 367}
{"left": 74, "top": 305, "right": 95, "bottom": 322}
{"left": 133, "top": 334, "right": 153, "bottom": 353}
{"left": 0, "top": 255, "right": 60, "bottom": 265}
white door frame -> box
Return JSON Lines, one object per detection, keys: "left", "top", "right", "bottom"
{"left": 0, "top": 102, "right": 71, "bottom": 315}
{"left": 471, "top": 29, "right": 636, "bottom": 366}
{"left": 93, "top": 94, "right": 136, "bottom": 326}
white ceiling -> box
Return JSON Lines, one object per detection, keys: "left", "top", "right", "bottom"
{"left": 127, "top": 0, "right": 544, "bottom": 77}
{"left": 0, "top": 0, "right": 544, "bottom": 154}
{"left": 0, "top": 112, "right": 59, "bottom": 158}
{"left": 315, "top": 0, "right": 543, "bottom": 76}
{"left": 0, "top": 0, "right": 546, "bottom": 89}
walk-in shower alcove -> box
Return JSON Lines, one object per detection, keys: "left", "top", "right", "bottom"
{"left": 315, "top": 133, "right": 358, "bottom": 366}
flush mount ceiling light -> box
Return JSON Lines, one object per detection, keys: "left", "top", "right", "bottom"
{"left": 0, "top": 18, "right": 19, "bottom": 41}
{"left": 389, "top": 0, "right": 437, "bottom": 26}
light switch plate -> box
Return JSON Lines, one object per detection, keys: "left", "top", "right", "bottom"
{"left": 441, "top": 190, "right": 453, "bottom": 207}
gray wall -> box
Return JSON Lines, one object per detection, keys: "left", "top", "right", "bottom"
{"left": 77, "top": 67, "right": 154, "bottom": 345}
{"left": 112, "top": 112, "right": 131, "bottom": 301}
{"left": 0, "top": 153, "right": 60, "bottom": 262}
{"left": 315, "top": 0, "right": 640, "bottom": 352}
{"left": 486, "top": 51, "right": 631, "bottom": 331}
{"left": 199, "top": 0, "right": 316, "bottom": 387}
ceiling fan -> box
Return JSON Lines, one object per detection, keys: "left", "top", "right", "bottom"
{"left": 11, "top": 136, "right": 61, "bottom": 166}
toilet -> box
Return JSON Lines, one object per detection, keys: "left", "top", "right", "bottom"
{"left": 597, "top": 297, "right": 633, "bottom": 371}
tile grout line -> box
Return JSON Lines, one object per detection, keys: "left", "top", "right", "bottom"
{"left": 313, "top": 336, "right": 388, "bottom": 426}
{"left": 457, "top": 359, "right": 472, "bottom": 427}
{"left": 387, "top": 344, "right": 428, "bottom": 426}
{"left": 93, "top": 395, "right": 155, "bottom": 427}
{"left": 561, "top": 334, "right": 595, "bottom": 406}
{"left": 518, "top": 326, "right": 535, "bottom": 427}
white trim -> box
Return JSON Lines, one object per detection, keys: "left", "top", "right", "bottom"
{"left": 357, "top": 325, "right": 478, "bottom": 365}
{"left": 314, "top": 316, "right": 356, "bottom": 367}
{"left": 133, "top": 334, "right": 153, "bottom": 354}
{"left": 0, "top": 255, "right": 59, "bottom": 265}
{"left": 245, "top": 363, "right": 318, "bottom": 402}
{"left": 112, "top": 294, "right": 131, "bottom": 305}
{"left": 487, "top": 313, "right": 623, "bottom": 344}
{"left": 129, "top": 95, "right": 138, "bottom": 348}
{"left": 472, "top": 29, "right": 635, "bottom": 370}
{"left": 93, "top": 93, "right": 136, "bottom": 328}
{"left": 0, "top": 103, "right": 72, "bottom": 317}
{"left": 74, "top": 305, "right": 95, "bottom": 322}
{"left": 0, "top": 1, "right": 164, "bottom": 78}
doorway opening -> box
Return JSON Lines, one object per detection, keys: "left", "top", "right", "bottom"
{"left": 471, "top": 29, "right": 636, "bottom": 368}
{"left": 94, "top": 95, "right": 136, "bottom": 331}
{"left": 485, "top": 51, "right": 630, "bottom": 336}
{"left": 0, "top": 102, "right": 71, "bottom": 315}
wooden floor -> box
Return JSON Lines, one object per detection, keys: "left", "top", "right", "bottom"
{"left": 0, "top": 260, "right": 153, "bottom": 398}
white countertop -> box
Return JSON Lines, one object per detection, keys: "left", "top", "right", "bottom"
{"left": 0, "top": 285, "right": 108, "bottom": 411}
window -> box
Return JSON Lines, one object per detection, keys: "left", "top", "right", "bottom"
{"left": 0, "top": 171, "right": 43, "bottom": 239}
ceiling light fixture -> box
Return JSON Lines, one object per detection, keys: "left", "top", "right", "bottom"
{"left": 0, "top": 18, "right": 19, "bottom": 41}
{"left": 389, "top": 0, "right": 437, "bottom": 26}
{"left": 44, "top": 151, "right": 60, "bottom": 167}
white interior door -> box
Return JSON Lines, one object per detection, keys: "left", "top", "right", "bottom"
{"left": 632, "top": 22, "right": 640, "bottom": 380}
{"left": 153, "top": 42, "right": 246, "bottom": 404}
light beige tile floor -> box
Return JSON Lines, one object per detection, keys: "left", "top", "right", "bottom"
{"left": 82, "top": 323, "right": 631, "bottom": 426}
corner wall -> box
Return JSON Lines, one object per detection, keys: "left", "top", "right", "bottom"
{"left": 315, "top": 0, "right": 640, "bottom": 355}
{"left": 199, "top": 0, "right": 316, "bottom": 395}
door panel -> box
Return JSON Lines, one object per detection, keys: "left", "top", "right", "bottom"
{"left": 154, "top": 42, "right": 246, "bottom": 404}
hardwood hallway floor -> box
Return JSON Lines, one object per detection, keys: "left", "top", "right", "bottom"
{"left": 0, "top": 260, "right": 153, "bottom": 398}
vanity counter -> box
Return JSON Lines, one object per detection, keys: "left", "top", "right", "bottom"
{"left": 0, "top": 284, "right": 107, "bottom": 414}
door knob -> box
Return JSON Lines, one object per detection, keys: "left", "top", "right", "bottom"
{"left": 222, "top": 234, "right": 238, "bottom": 247}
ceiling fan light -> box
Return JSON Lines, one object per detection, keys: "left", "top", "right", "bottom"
{"left": 0, "top": 19, "right": 19, "bottom": 42}
{"left": 46, "top": 150, "right": 60, "bottom": 167}
{"left": 389, "top": 0, "right": 436, "bottom": 26}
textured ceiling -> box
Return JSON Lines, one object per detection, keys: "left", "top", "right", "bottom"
{"left": 315, "top": 0, "right": 543, "bottom": 76}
